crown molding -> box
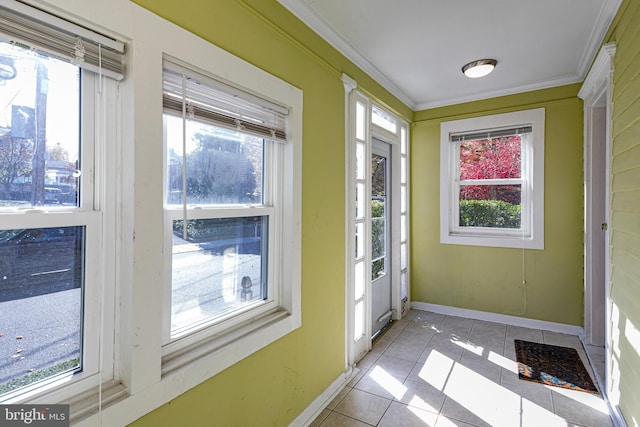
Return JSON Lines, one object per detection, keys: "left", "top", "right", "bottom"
{"left": 277, "top": 0, "right": 417, "bottom": 110}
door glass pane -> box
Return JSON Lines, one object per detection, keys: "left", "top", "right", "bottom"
{"left": 459, "top": 185, "right": 521, "bottom": 228}
{"left": 0, "top": 42, "right": 81, "bottom": 208}
{"left": 165, "top": 116, "right": 263, "bottom": 206}
{"left": 0, "top": 226, "right": 84, "bottom": 395}
{"left": 171, "top": 216, "right": 267, "bottom": 337}
{"left": 371, "top": 153, "right": 386, "bottom": 280}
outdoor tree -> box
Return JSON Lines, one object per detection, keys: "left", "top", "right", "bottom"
{"left": 184, "top": 131, "right": 258, "bottom": 203}
{"left": 459, "top": 136, "right": 521, "bottom": 204}
{"left": 458, "top": 136, "right": 522, "bottom": 228}
{"left": 48, "top": 142, "right": 69, "bottom": 161}
{"left": 0, "top": 134, "right": 33, "bottom": 191}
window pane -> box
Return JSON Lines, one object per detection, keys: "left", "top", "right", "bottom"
{"left": 356, "top": 102, "right": 365, "bottom": 141}
{"left": 0, "top": 226, "right": 84, "bottom": 395}
{"left": 459, "top": 185, "right": 521, "bottom": 228}
{"left": 459, "top": 136, "right": 521, "bottom": 180}
{"left": 355, "top": 183, "right": 364, "bottom": 219}
{"left": 165, "top": 115, "right": 263, "bottom": 205}
{"left": 355, "top": 222, "right": 364, "bottom": 259}
{"left": 0, "top": 42, "right": 81, "bottom": 208}
{"left": 171, "top": 216, "right": 267, "bottom": 336}
{"left": 354, "top": 261, "right": 364, "bottom": 300}
{"left": 356, "top": 142, "right": 365, "bottom": 180}
{"left": 372, "top": 105, "right": 397, "bottom": 134}
{"left": 401, "top": 127, "right": 407, "bottom": 155}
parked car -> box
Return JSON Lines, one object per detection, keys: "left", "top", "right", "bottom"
{"left": 44, "top": 187, "right": 63, "bottom": 204}
{"left": 0, "top": 226, "right": 84, "bottom": 302}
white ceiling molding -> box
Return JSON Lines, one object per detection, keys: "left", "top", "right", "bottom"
{"left": 576, "top": 0, "right": 623, "bottom": 79}
{"left": 415, "top": 74, "right": 583, "bottom": 111}
{"left": 277, "top": 0, "right": 417, "bottom": 109}
{"left": 278, "top": 0, "right": 623, "bottom": 112}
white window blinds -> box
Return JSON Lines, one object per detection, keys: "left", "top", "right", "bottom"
{"left": 450, "top": 126, "right": 532, "bottom": 143}
{"left": 163, "top": 60, "right": 288, "bottom": 142}
{"left": 0, "top": 0, "right": 125, "bottom": 80}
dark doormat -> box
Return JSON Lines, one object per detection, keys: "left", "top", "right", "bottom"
{"left": 514, "top": 339, "right": 599, "bottom": 394}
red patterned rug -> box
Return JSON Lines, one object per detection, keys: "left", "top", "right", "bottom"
{"left": 514, "top": 340, "right": 599, "bottom": 394}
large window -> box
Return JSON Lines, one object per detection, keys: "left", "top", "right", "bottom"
{"left": 0, "top": 1, "right": 123, "bottom": 401}
{"left": 440, "top": 109, "right": 545, "bottom": 249}
{"left": 161, "top": 59, "right": 301, "bottom": 362}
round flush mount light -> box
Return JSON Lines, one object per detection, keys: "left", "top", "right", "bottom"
{"left": 462, "top": 59, "right": 497, "bottom": 78}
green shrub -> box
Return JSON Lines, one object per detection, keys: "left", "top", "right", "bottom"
{"left": 459, "top": 199, "right": 521, "bottom": 228}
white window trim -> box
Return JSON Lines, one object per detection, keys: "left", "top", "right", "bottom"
{"left": 440, "top": 108, "right": 545, "bottom": 249}
{"left": 153, "top": 11, "right": 302, "bottom": 381}
{"left": 0, "top": 49, "right": 119, "bottom": 405}
{"left": 2, "top": 1, "right": 302, "bottom": 425}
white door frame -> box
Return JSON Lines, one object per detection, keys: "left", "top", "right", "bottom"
{"left": 578, "top": 41, "right": 616, "bottom": 409}
{"left": 343, "top": 74, "right": 410, "bottom": 369}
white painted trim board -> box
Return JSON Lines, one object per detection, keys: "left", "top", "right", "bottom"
{"left": 412, "top": 301, "right": 584, "bottom": 336}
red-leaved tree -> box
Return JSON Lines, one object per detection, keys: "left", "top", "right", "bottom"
{"left": 459, "top": 136, "right": 521, "bottom": 204}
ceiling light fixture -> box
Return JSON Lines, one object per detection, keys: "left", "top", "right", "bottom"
{"left": 462, "top": 59, "right": 497, "bottom": 78}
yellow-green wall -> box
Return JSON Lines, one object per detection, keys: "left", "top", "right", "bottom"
{"left": 605, "top": 0, "right": 640, "bottom": 424}
{"left": 411, "top": 84, "right": 585, "bottom": 325}
{"left": 119, "top": 1, "right": 640, "bottom": 425}
{"left": 125, "top": 1, "right": 409, "bottom": 426}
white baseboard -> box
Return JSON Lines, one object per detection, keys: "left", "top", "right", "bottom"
{"left": 288, "top": 366, "right": 359, "bottom": 427}
{"left": 411, "top": 301, "right": 584, "bottom": 336}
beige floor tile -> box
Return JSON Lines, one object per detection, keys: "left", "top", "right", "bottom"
{"left": 378, "top": 401, "right": 438, "bottom": 427}
{"left": 458, "top": 350, "right": 502, "bottom": 384}
{"left": 334, "top": 388, "right": 392, "bottom": 426}
{"left": 327, "top": 386, "right": 351, "bottom": 410}
{"left": 309, "top": 409, "right": 331, "bottom": 427}
{"left": 542, "top": 330, "right": 583, "bottom": 349}
{"left": 353, "top": 368, "right": 407, "bottom": 400}
{"left": 439, "top": 397, "right": 492, "bottom": 427}
{"left": 506, "top": 325, "right": 544, "bottom": 343}
{"left": 439, "top": 315, "right": 474, "bottom": 334}
{"left": 551, "top": 388, "right": 614, "bottom": 427}
{"left": 434, "top": 414, "right": 478, "bottom": 427}
{"left": 499, "top": 367, "right": 555, "bottom": 413}
{"left": 398, "top": 379, "right": 446, "bottom": 414}
{"left": 383, "top": 336, "right": 428, "bottom": 362}
{"left": 357, "top": 350, "right": 382, "bottom": 370}
{"left": 347, "top": 368, "right": 366, "bottom": 388}
{"left": 318, "top": 411, "right": 372, "bottom": 427}
{"left": 319, "top": 310, "right": 613, "bottom": 427}
{"left": 420, "top": 334, "right": 465, "bottom": 363}
{"left": 371, "top": 354, "right": 416, "bottom": 379}
{"left": 398, "top": 326, "right": 436, "bottom": 342}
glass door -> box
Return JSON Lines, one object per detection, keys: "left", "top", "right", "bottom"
{"left": 371, "top": 139, "right": 392, "bottom": 338}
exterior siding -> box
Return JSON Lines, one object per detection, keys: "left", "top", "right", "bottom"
{"left": 608, "top": 0, "right": 640, "bottom": 423}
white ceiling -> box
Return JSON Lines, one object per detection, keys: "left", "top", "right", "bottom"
{"left": 277, "top": 0, "right": 621, "bottom": 110}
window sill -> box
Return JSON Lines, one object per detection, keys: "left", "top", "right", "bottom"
{"left": 67, "top": 380, "right": 129, "bottom": 424}
{"left": 161, "top": 308, "right": 294, "bottom": 376}
{"left": 441, "top": 233, "right": 544, "bottom": 250}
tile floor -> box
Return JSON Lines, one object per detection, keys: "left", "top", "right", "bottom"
{"left": 310, "top": 309, "right": 613, "bottom": 427}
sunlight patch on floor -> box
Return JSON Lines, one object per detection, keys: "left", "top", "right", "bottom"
{"left": 418, "top": 350, "right": 454, "bottom": 391}
{"left": 370, "top": 366, "right": 407, "bottom": 400}
{"left": 488, "top": 350, "right": 519, "bottom": 373}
